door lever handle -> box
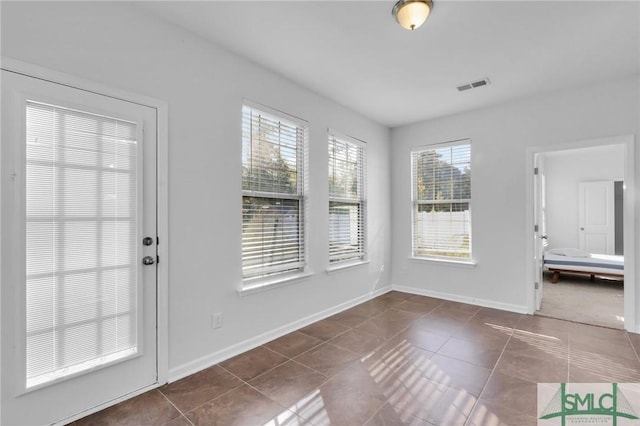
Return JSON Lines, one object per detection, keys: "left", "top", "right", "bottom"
{"left": 142, "top": 256, "right": 155, "bottom": 265}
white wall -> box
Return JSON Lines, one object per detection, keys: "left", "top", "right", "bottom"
{"left": 0, "top": 1, "right": 392, "bottom": 380}
{"left": 544, "top": 145, "right": 624, "bottom": 250}
{"left": 391, "top": 75, "right": 639, "bottom": 313}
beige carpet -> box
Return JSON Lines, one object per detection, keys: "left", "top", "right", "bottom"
{"left": 537, "top": 271, "right": 624, "bottom": 329}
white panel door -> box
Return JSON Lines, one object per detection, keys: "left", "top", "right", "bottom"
{"left": 578, "top": 181, "right": 615, "bottom": 255}
{"left": 1, "top": 70, "right": 158, "bottom": 425}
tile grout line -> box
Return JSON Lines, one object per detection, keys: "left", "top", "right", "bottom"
{"left": 462, "top": 316, "right": 578, "bottom": 424}
{"left": 289, "top": 357, "right": 334, "bottom": 380}
{"left": 170, "top": 364, "right": 248, "bottom": 417}
{"left": 265, "top": 335, "right": 324, "bottom": 360}
{"left": 226, "top": 345, "right": 292, "bottom": 384}
{"left": 196, "top": 352, "right": 330, "bottom": 425}
{"left": 166, "top": 332, "right": 341, "bottom": 421}
{"left": 625, "top": 332, "right": 640, "bottom": 364}
{"left": 357, "top": 304, "right": 457, "bottom": 426}
{"left": 297, "top": 325, "right": 351, "bottom": 342}
{"left": 360, "top": 304, "right": 485, "bottom": 426}
{"left": 156, "top": 389, "right": 196, "bottom": 426}
{"left": 254, "top": 296, "right": 416, "bottom": 426}
{"left": 361, "top": 405, "right": 385, "bottom": 426}
{"left": 461, "top": 323, "right": 517, "bottom": 426}
{"left": 229, "top": 342, "right": 337, "bottom": 422}
{"left": 423, "top": 304, "right": 492, "bottom": 426}
{"left": 260, "top": 340, "right": 337, "bottom": 381}
{"left": 262, "top": 308, "right": 403, "bottom": 379}
{"left": 77, "top": 295, "right": 639, "bottom": 425}
{"left": 242, "top": 379, "right": 316, "bottom": 424}
{"left": 357, "top": 298, "right": 421, "bottom": 426}
{"left": 296, "top": 298, "right": 425, "bottom": 426}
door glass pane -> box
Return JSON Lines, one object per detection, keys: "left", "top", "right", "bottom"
{"left": 25, "top": 101, "right": 138, "bottom": 388}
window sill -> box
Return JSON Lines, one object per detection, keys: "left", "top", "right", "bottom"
{"left": 326, "top": 259, "right": 370, "bottom": 274}
{"left": 239, "top": 272, "right": 314, "bottom": 296}
{"left": 410, "top": 256, "right": 477, "bottom": 268}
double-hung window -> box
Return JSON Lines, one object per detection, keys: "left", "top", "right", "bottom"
{"left": 328, "top": 132, "right": 366, "bottom": 263}
{"left": 412, "top": 140, "right": 472, "bottom": 260}
{"left": 241, "top": 104, "right": 307, "bottom": 282}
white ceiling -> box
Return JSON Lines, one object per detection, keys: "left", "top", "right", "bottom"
{"left": 138, "top": 1, "right": 639, "bottom": 128}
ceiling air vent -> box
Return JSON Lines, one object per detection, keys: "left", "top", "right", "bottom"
{"left": 457, "top": 78, "right": 491, "bottom": 92}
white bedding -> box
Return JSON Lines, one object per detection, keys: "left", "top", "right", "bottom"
{"left": 543, "top": 250, "right": 624, "bottom": 275}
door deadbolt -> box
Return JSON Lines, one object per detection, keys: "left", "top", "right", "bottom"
{"left": 142, "top": 237, "right": 154, "bottom": 246}
{"left": 142, "top": 256, "right": 155, "bottom": 265}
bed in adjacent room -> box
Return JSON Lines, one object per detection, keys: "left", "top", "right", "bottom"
{"left": 543, "top": 248, "right": 624, "bottom": 283}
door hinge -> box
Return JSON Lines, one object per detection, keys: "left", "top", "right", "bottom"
{"left": 534, "top": 224, "right": 539, "bottom": 232}
{"left": 535, "top": 282, "right": 539, "bottom": 290}
{"left": 534, "top": 167, "right": 539, "bottom": 175}
{"left": 156, "top": 255, "right": 160, "bottom": 264}
{"left": 157, "top": 236, "right": 160, "bottom": 245}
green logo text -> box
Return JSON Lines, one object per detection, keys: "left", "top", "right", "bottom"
{"left": 540, "top": 383, "right": 639, "bottom": 426}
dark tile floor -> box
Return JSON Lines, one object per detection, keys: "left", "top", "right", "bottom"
{"left": 73, "top": 291, "right": 640, "bottom": 426}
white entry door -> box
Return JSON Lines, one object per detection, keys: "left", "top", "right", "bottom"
{"left": 1, "top": 70, "right": 158, "bottom": 425}
{"left": 578, "top": 181, "right": 615, "bottom": 255}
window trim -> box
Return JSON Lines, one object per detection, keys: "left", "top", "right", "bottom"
{"left": 326, "top": 259, "right": 370, "bottom": 273}
{"left": 327, "top": 130, "right": 367, "bottom": 265}
{"left": 240, "top": 101, "right": 309, "bottom": 286}
{"left": 411, "top": 139, "right": 473, "bottom": 263}
{"left": 238, "top": 271, "right": 314, "bottom": 296}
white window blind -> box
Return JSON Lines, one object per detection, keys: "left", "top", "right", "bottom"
{"left": 328, "top": 133, "right": 366, "bottom": 263}
{"left": 241, "top": 104, "right": 307, "bottom": 281}
{"left": 25, "top": 101, "right": 139, "bottom": 388}
{"left": 412, "top": 141, "right": 471, "bottom": 259}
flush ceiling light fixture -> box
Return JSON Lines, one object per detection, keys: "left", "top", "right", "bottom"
{"left": 392, "top": 0, "right": 433, "bottom": 30}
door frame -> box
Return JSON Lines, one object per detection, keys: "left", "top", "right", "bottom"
{"left": 0, "top": 57, "right": 169, "bottom": 421}
{"left": 533, "top": 153, "right": 546, "bottom": 311}
{"left": 525, "top": 134, "right": 636, "bottom": 332}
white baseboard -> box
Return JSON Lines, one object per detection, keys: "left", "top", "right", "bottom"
{"left": 168, "top": 286, "right": 392, "bottom": 383}
{"left": 392, "top": 284, "right": 529, "bottom": 314}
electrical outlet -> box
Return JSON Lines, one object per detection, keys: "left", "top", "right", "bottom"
{"left": 212, "top": 312, "right": 223, "bottom": 329}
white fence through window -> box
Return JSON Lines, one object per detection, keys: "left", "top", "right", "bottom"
{"left": 414, "top": 210, "right": 471, "bottom": 256}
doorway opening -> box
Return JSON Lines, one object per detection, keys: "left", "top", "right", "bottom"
{"left": 527, "top": 135, "right": 636, "bottom": 332}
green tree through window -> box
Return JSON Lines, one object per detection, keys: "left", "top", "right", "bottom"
{"left": 328, "top": 133, "right": 366, "bottom": 263}
{"left": 241, "top": 105, "right": 307, "bottom": 281}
